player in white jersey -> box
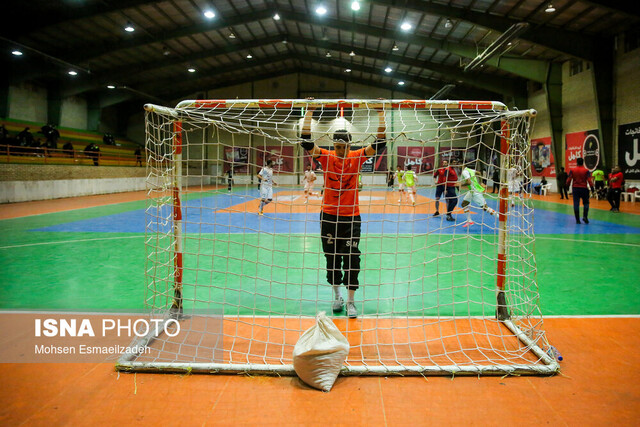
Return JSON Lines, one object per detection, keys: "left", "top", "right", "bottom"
{"left": 303, "top": 164, "right": 317, "bottom": 203}
{"left": 403, "top": 164, "right": 417, "bottom": 206}
{"left": 257, "top": 159, "right": 277, "bottom": 215}
{"left": 395, "top": 166, "right": 405, "bottom": 204}
{"left": 460, "top": 164, "right": 495, "bottom": 227}
{"left": 506, "top": 164, "right": 522, "bottom": 207}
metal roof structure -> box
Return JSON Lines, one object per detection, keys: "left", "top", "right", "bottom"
{"left": 2, "top": 0, "right": 638, "bottom": 109}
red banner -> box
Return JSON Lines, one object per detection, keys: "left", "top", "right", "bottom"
{"left": 531, "top": 137, "right": 555, "bottom": 177}
{"left": 397, "top": 146, "right": 435, "bottom": 173}
{"left": 256, "top": 145, "right": 294, "bottom": 173}
{"left": 565, "top": 130, "right": 601, "bottom": 171}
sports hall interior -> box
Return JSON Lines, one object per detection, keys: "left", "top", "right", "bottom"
{"left": 1, "top": 1, "right": 639, "bottom": 426}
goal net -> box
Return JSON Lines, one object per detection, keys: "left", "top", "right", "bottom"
{"left": 117, "top": 99, "right": 559, "bottom": 376}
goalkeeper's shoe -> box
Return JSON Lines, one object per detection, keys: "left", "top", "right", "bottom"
{"left": 347, "top": 302, "right": 358, "bottom": 319}
{"left": 332, "top": 296, "right": 344, "bottom": 312}
{"left": 462, "top": 220, "right": 475, "bottom": 228}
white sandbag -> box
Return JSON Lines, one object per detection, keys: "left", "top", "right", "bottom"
{"left": 293, "top": 312, "right": 350, "bottom": 392}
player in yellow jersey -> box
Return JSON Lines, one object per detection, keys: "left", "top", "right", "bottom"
{"left": 395, "top": 165, "right": 405, "bottom": 204}
{"left": 403, "top": 164, "right": 417, "bottom": 206}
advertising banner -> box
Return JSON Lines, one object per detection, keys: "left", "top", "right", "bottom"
{"left": 565, "top": 130, "right": 601, "bottom": 171}
{"left": 397, "top": 146, "right": 436, "bottom": 173}
{"left": 618, "top": 121, "right": 640, "bottom": 180}
{"left": 223, "top": 146, "right": 250, "bottom": 173}
{"left": 531, "top": 137, "right": 555, "bottom": 177}
{"left": 256, "top": 145, "right": 295, "bottom": 173}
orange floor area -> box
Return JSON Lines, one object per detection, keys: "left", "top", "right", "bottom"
{"left": 1, "top": 318, "right": 638, "bottom": 426}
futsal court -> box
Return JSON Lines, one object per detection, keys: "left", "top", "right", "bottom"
{"left": 0, "top": 185, "right": 639, "bottom": 425}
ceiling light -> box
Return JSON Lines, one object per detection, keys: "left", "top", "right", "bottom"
{"left": 398, "top": 81, "right": 405, "bottom": 86}
{"left": 11, "top": 50, "right": 23, "bottom": 56}
{"left": 282, "top": 38, "right": 288, "bottom": 44}
{"left": 246, "top": 53, "right": 253, "bottom": 59}
{"left": 345, "top": 69, "right": 352, "bottom": 73}
{"left": 316, "top": 6, "right": 327, "bottom": 16}
{"left": 326, "top": 51, "right": 332, "bottom": 58}
{"left": 351, "top": 1, "right": 360, "bottom": 11}
{"left": 68, "top": 70, "right": 78, "bottom": 76}
{"left": 107, "top": 85, "right": 116, "bottom": 89}
{"left": 384, "top": 67, "right": 392, "bottom": 73}
{"left": 349, "top": 50, "right": 355, "bottom": 56}
{"left": 445, "top": 19, "right": 452, "bottom": 29}
{"left": 400, "top": 22, "right": 412, "bottom": 31}
{"left": 188, "top": 67, "right": 196, "bottom": 73}
{"left": 203, "top": 10, "right": 215, "bottom": 19}
{"left": 392, "top": 44, "right": 399, "bottom": 51}
{"left": 162, "top": 46, "right": 171, "bottom": 56}
{"left": 273, "top": 13, "right": 281, "bottom": 20}
{"left": 229, "top": 32, "right": 236, "bottom": 39}
{"left": 124, "top": 22, "right": 135, "bottom": 32}
{"left": 545, "top": 3, "right": 556, "bottom": 13}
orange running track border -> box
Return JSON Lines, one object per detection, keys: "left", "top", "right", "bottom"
{"left": 0, "top": 318, "right": 638, "bottom": 425}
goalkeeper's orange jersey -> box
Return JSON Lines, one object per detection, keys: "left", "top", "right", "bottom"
{"left": 317, "top": 147, "right": 369, "bottom": 217}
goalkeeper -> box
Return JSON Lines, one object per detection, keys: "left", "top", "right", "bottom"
{"left": 300, "top": 104, "right": 386, "bottom": 318}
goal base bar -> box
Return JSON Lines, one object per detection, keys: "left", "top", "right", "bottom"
{"left": 115, "top": 319, "right": 559, "bottom": 377}
{"left": 115, "top": 361, "right": 559, "bottom": 377}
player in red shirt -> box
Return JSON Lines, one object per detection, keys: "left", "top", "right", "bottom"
{"left": 607, "top": 166, "right": 624, "bottom": 212}
{"left": 432, "top": 159, "right": 458, "bottom": 221}
{"left": 566, "top": 157, "right": 594, "bottom": 224}
{"left": 300, "top": 104, "right": 386, "bottom": 318}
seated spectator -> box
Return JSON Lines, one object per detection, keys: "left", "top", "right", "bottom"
{"left": 17, "top": 127, "right": 34, "bottom": 147}
{"left": 40, "top": 124, "right": 60, "bottom": 150}
{"left": 62, "top": 141, "right": 75, "bottom": 157}
{"left": 84, "top": 143, "right": 100, "bottom": 166}
{"left": 134, "top": 147, "right": 142, "bottom": 166}
{"left": 103, "top": 133, "right": 115, "bottom": 145}
{"left": 0, "top": 124, "right": 8, "bottom": 142}
{"left": 533, "top": 177, "right": 548, "bottom": 194}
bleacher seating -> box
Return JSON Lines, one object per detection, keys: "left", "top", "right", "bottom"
{"left": 0, "top": 119, "right": 143, "bottom": 167}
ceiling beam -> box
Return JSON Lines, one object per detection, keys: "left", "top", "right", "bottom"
{"left": 61, "top": 34, "right": 525, "bottom": 99}
{"left": 154, "top": 55, "right": 495, "bottom": 102}
{"left": 4, "top": 0, "right": 160, "bottom": 38}
{"left": 62, "top": 9, "right": 275, "bottom": 64}
{"left": 278, "top": 10, "right": 548, "bottom": 82}
{"left": 370, "top": 0, "right": 596, "bottom": 60}
{"left": 578, "top": 0, "right": 640, "bottom": 19}
{"left": 43, "top": 8, "right": 546, "bottom": 84}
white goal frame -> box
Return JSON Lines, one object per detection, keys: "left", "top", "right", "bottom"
{"left": 117, "top": 99, "right": 559, "bottom": 376}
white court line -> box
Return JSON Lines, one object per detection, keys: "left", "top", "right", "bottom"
{"left": 0, "top": 235, "right": 144, "bottom": 250}
{"left": 0, "top": 311, "right": 637, "bottom": 319}
{"left": 537, "top": 236, "right": 640, "bottom": 248}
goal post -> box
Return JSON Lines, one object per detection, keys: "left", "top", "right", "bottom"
{"left": 117, "top": 99, "right": 559, "bottom": 376}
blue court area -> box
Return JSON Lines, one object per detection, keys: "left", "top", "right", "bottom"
{"left": 33, "top": 188, "right": 640, "bottom": 236}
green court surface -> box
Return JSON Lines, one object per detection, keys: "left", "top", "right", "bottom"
{"left": 1, "top": 194, "right": 639, "bottom": 316}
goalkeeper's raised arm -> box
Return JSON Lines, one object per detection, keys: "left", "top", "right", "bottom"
{"left": 300, "top": 106, "right": 322, "bottom": 158}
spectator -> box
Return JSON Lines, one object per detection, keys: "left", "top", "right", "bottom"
{"left": 533, "top": 176, "right": 548, "bottom": 194}
{"left": 0, "top": 124, "right": 8, "bottom": 143}
{"left": 103, "top": 133, "right": 115, "bottom": 145}
{"left": 607, "top": 166, "right": 624, "bottom": 213}
{"left": 134, "top": 147, "right": 142, "bottom": 166}
{"left": 84, "top": 143, "right": 100, "bottom": 166}
{"left": 491, "top": 167, "right": 500, "bottom": 193}
{"left": 557, "top": 167, "right": 569, "bottom": 199}
{"left": 40, "top": 124, "right": 60, "bottom": 150}
{"left": 17, "top": 127, "right": 34, "bottom": 147}
{"left": 62, "top": 141, "right": 75, "bottom": 157}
